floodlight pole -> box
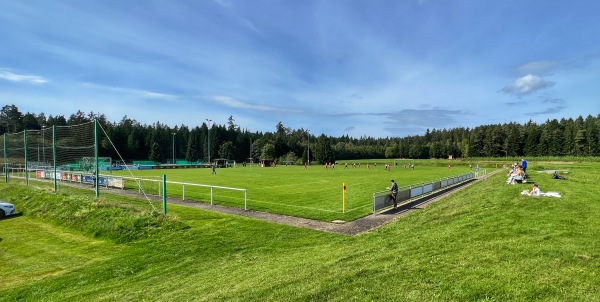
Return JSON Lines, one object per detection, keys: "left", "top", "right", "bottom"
{"left": 307, "top": 129, "right": 310, "bottom": 166}
{"left": 42, "top": 125, "right": 46, "bottom": 164}
{"left": 37, "top": 131, "right": 40, "bottom": 163}
{"left": 52, "top": 125, "right": 57, "bottom": 192}
{"left": 94, "top": 118, "right": 99, "bottom": 198}
{"left": 24, "top": 130, "right": 28, "bottom": 186}
{"left": 3, "top": 134, "right": 7, "bottom": 183}
{"left": 206, "top": 119, "right": 212, "bottom": 164}
{"left": 172, "top": 132, "right": 176, "bottom": 165}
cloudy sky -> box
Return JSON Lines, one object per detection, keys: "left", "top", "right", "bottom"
{"left": 1, "top": 0, "right": 599, "bottom": 138}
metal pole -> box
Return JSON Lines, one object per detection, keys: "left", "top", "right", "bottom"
{"left": 206, "top": 119, "right": 212, "bottom": 164}
{"left": 172, "top": 132, "right": 175, "bottom": 165}
{"left": 42, "top": 126, "right": 45, "bottom": 164}
{"left": 372, "top": 193, "right": 376, "bottom": 215}
{"left": 307, "top": 129, "right": 310, "bottom": 165}
{"left": 53, "top": 125, "right": 57, "bottom": 191}
{"left": 162, "top": 174, "right": 167, "bottom": 215}
{"left": 94, "top": 118, "right": 99, "bottom": 197}
{"left": 244, "top": 190, "right": 247, "bottom": 210}
{"left": 3, "top": 134, "right": 7, "bottom": 183}
{"left": 24, "top": 130, "right": 28, "bottom": 186}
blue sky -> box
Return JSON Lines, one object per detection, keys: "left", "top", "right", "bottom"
{"left": 1, "top": 0, "right": 599, "bottom": 138}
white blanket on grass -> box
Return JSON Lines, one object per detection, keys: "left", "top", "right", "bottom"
{"left": 540, "top": 192, "right": 561, "bottom": 198}
{"left": 521, "top": 191, "right": 562, "bottom": 198}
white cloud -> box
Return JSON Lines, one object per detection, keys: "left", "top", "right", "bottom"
{"left": 82, "top": 83, "right": 178, "bottom": 100}
{"left": 211, "top": 0, "right": 261, "bottom": 34}
{"left": 502, "top": 74, "right": 555, "bottom": 97}
{"left": 0, "top": 70, "right": 48, "bottom": 84}
{"left": 516, "top": 61, "right": 557, "bottom": 76}
{"left": 213, "top": 96, "right": 301, "bottom": 112}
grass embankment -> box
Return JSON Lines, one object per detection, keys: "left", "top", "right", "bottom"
{"left": 1, "top": 160, "right": 599, "bottom": 301}
{"left": 0, "top": 185, "right": 188, "bottom": 243}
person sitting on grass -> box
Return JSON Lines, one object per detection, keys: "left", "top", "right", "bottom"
{"left": 506, "top": 165, "right": 522, "bottom": 184}
{"left": 521, "top": 183, "right": 540, "bottom": 196}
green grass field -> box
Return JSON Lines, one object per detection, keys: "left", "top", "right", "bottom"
{"left": 1, "top": 159, "right": 599, "bottom": 301}
{"left": 109, "top": 159, "right": 479, "bottom": 221}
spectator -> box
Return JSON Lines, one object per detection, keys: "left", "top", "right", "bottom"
{"left": 521, "top": 183, "right": 540, "bottom": 196}
{"left": 521, "top": 183, "right": 562, "bottom": 198}
{"left": 506, "top": 165, "right": 523, "bottom": 184}
{"left": 552, "top": 171, "right": 567, "bottom": 180}
{"left": 388, "top": 180, "right": 398, "bottom": 209}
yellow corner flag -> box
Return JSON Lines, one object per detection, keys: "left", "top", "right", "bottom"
{"left": 342, "top": 183, "right": 346, "bottom": 213}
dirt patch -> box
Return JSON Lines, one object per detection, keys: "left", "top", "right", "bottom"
{"left": 537, "top": 170, "right": 569, "bottom": 174}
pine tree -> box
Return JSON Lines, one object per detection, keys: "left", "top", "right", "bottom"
{"left": 148, "top": 141, "right": 161, "bottom": 162}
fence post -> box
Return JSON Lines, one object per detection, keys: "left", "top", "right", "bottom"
{"left": 24, "top": 131, "right": 29, "bottom": 186}
{"left": 50, "top": 126, "right": 57, "bottom": 191}
{"left": 372, "top": 193, "right": 376, "bottom": 215}
{"left": 162, "top": 174, "right": 167, "bottom": 215}
{"left": 94, "top": 118, "right": 99, "bottom": 198}
{"left": 3, "top": 134, "right": 7, "bottom": 183}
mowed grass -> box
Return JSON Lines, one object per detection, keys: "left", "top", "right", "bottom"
{"left": 1, "top": 159, "right": 599, "bottom": 301}
{"left": 111, "top": 160, "right": 477, "bottom": 221}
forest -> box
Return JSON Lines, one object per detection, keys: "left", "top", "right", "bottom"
{"left": 1, "top": 104, "right": 599, "bottom": 164}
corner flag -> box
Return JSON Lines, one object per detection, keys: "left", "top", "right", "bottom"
{"left": 342, "top": 183, "right": 346, "bottom": 213}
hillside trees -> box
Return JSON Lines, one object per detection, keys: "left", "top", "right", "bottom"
{"left": 2, "top": 104, "right": 599, "bottom": 163}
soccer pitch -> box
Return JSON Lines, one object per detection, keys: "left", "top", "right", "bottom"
{"left": 111, "top": 161, "right": 475, "bottom": 221}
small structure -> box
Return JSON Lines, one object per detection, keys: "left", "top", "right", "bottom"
{"left": 259, "top": 159, "right": 273, "bottom": 168}
{"left": 214, "top": 158, "right": 228, "bottom": 168}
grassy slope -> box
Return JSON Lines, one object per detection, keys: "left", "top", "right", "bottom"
{"left": 1, "top": 161, "right": 599, "bottom": 301}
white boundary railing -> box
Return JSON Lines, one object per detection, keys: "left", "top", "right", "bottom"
{"left": 119, "top": 176, "right": 248, "bottom": 210}
{"left": 372, "top": 169, "right": 487, "bottom": 215}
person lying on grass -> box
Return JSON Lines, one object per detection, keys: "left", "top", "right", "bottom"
{"left": 521, "top": 183, "right": 561, "bottom": 198}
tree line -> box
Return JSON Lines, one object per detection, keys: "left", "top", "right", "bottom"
{"left": 1, "top": 104, "right": 599, "bottom": 164}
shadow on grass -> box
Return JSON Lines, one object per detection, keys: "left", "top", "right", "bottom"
{"left": 0, "top": 212, "right": 24, "bottom": 221}
{"left": 380, "top": 179, "right": 477, "bottom": 216}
